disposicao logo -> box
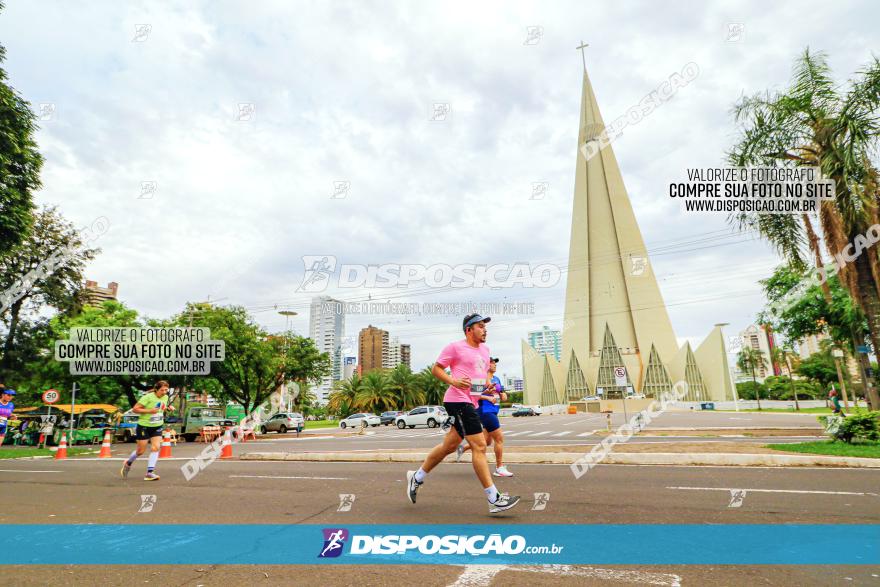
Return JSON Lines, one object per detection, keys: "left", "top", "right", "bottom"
{"left": 318, "top": 528, "right": 349, "bottom": 558}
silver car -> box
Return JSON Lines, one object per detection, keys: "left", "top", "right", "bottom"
{"left": 261, "top": 412, "right": 304, "bottom": 434}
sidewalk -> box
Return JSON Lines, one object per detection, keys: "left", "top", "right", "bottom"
{"left": 240, "top": 443, "right": 880, "bottom": 468}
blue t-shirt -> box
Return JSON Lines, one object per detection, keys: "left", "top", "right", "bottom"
{"left": 0, "top": 401, "right": 14, "bottom": 429}
{"left": 479, "top": 376, "right": 503, "bottom": 415}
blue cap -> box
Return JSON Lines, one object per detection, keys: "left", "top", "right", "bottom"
{"left": 2, "top": 389, "right": 16, "bottom": 396}
{"left": 462, "top": 313, "right": 491, "bottom": 331}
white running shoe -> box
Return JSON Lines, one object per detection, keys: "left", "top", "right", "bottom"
{"left": 488, "top": 492, "right": 521, "bottom": 513}
{"left": 493, "top": 466, "right": 513, "bottom": 477}
{"left": 455, "top": 443, "right": 465, "bottom": 462}
{"left": 406, "top": 470, "right": 422, "bottom": 504}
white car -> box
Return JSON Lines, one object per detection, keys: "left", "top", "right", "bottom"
{"left": 339, "top": 413, "right": 381, "bottom": 428}
{"left": 395, "top": 406, "right": 447, "bottom": 429}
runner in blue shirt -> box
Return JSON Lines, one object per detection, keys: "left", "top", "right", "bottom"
{"left": 0, "top": 386, "right": 16, "bottom": 447}
{"left": 457, "top": 357, "right": 512, "bottom": 476}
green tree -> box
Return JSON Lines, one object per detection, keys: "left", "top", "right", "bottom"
{"left": 328, "top": 374, "right": 362, "bottom": 417}
{"left": 737, "top": 347, "right": 768, "bottom": 409}
{"left": 0, "top": 4, "right": 42, "bottom": 253}
{"left": 796, "top": 342, "right": 849, "bottom": 392}
{"left": 184, "top": 303, "right": 331, "bottom": 413}
{"left": 413, "top": 365, "right": 446, "bottom": 406}
{"left": 729, "top": 49, "right": 880, "bottom": 409}
{"left": 0, "top": 206, "right": 100, "bottom": 377}
{"left": 356, "top": 370, "right": 396, "bottom": 414}
{"left": 771, "top": 346, "right": 801, "bottom": 410}
{"left": 21, "top": 300, "right": 152, "bottom": 408}
{"left": 387, "top": 363, "right": 423, "bottom": 409}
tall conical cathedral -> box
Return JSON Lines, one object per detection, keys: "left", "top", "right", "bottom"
{"left": 522, "top": 66, "right": 736, "bottom": 404}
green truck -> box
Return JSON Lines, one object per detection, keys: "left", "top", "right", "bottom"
{"left": 165, "top": 405, "right": 235, "bottom": 442}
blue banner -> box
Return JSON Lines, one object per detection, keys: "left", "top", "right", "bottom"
{"left": 3, "top": 525, "right": 877, "bottom": 565}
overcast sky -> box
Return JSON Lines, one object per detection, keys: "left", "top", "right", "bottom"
{"left": 2, "top": 1, "right": 876, "bottom": 378}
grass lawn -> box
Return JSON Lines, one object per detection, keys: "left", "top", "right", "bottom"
{"left": 304, "top": 419, "right": 337, "bottom": 429}
{"left": 0, "top": 446, "right": 97, "bottom": 459}
{"left": 766, "top": 440, "right": 880, "bottom": 458}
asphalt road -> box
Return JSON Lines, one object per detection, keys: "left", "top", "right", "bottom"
{"left": 249, "top": 410, "right": 824, "bottom": 452}
{"left": 1, "top": 451, "right": 878, "bottom": 586}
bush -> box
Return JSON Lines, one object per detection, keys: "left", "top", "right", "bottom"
{"left": 819, "top": 411, "right": 880, "bottom": 443}
{"left": 735, "top": 381, "right": 766, "bottom": 400}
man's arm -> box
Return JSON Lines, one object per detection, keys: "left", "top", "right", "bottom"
{"left": 432, "top": 363, "right": 470, "bottom": 390}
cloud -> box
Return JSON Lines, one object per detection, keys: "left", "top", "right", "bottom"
{"left": 1, "top": 0, "right": 873, "bottom": 376}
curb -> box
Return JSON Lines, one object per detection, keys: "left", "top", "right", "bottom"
{"left": 239, "top": 451, "right": 880, "bottom": 468}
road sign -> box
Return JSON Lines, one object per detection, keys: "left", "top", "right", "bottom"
{"left": 614, "top": 367, "right": 627, "bottom": 387}
{"left": 42, "top": 389, "right": 60, "bottom": 404}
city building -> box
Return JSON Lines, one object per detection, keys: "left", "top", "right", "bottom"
{"left": 503, "top": 375, "right": 524, "bottom": 392}
{"left": 309, "top": 296, "right": 345, "bottom": 403}
{"left": 796, "top": 332, "right": 829, "bottom": 361}
{"left": 359, "top": 325, "right": 388, "bottom": 374}
{"left": 343, "top": 356, "right": 357, "bottom": 380}
{"left": 522, "top": 62, "right": 736, "bottom": 405}
{"left": 735, "top": 324, "right": 778, "bottom": 382}
{"left": 400, "top": 344, "right": 411, "bottom": 369}
{"left": 83, "top": 280, "right": 118, "bottom": 306}
{"left": 527, "top": 326, "right": 562, "bottom": 362}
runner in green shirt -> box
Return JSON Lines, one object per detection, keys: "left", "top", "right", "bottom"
{"left": 121, "top": 380, "right": 174, "bottom": 481}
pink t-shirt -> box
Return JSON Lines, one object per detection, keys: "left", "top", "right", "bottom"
{"left": 436, "top": 339, "right": 491, "bottom": 406}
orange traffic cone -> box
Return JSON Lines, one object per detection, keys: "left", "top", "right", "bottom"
{"left": 54, "top": 433, "right": 68, "bottom": 460}
{"left": 98, "top": 429, "right": 113, "bottom": 458}
{"left": 159, "top": 429, "right": 172, "bottom": 458}
{"left": 220, "top": 429, "right": 233, "bottom": 459}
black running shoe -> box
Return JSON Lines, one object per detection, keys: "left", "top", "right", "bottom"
{"left": 489, "top": 492, "right": 521, "bottom": 513}
{"left": 406, "top": 470, "right": 422, "bottom": 504}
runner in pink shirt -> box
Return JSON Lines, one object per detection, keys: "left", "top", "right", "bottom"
{"left": 405, "top": 314, "right": 521, "bottom": 513}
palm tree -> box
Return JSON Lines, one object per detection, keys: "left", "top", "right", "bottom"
{"left": 387, "top": 364, "right": 423, "bottom": 409}
{"left": 729, "top": 49, "right": 880, "bottom": 410}
{"left": 771, "top": 346, "right": 801, "bottom": 410}
{"left": 328, "top": 374, "right": 362, "bottom": 417}
{"left": 292, "top": 382, "right": 317, "bottom": 412}
{"left": 413, "top": 365, "right": 446, "bottom": 406}
{"left": 737, "top": 347, "right": 768, "bottom": 410}
{"left": 356, "top": 371, "right": 396, "bottom": 414}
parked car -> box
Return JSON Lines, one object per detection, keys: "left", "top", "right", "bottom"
{"left": 395, "top": 406, "right": 447, "bottom": 429}
{"left": 380, "top": 411, "right": 404, "bottom": 426}
{"left": 512, "top": 407, "right": 537, "bottom": 417}
{"left": 339, "top": 413, "right": 381, "bottom": 428}
{"left": 261, "top": 412, "right": 304, "bottom": 434}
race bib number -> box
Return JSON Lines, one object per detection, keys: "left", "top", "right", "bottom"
{"left": 149, "top": 404, "right": 163, "bottom": 424}
{"left": 470, "top": 378, "right": 486, "bottom": 396}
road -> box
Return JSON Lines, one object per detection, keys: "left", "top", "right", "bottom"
{"left": 1, "top": 438, "right": 878, "bottom": 586}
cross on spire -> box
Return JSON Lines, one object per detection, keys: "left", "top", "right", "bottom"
{"left": 576, "top": 41, "right": 589, "bottom": 71}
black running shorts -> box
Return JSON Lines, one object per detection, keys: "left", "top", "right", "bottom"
{"left": 135, "top": 425, "right": 164, "bottom": 440}
{"left": 443, "top": 402, "right": 483, "bottom": 438}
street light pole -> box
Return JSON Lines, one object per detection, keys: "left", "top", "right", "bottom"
{"left": 278, "top": 310, "right": 298, "bottom": 413}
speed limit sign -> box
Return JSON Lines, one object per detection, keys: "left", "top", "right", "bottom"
{"left": 42, "top": 389, "right": 60, "bottom": 404}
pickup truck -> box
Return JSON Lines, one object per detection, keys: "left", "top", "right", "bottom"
{"left": 165, "top": 406, "right": 234, "bottom": 442}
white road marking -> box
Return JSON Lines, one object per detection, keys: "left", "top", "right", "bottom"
{"left": 552, "top": 431, "right": 572, "bottom": 437}
{"left": 449, "top": 565, "right": 506, "bottom": 586}
{"left": 530, "top": 431, "right": 552, "bottom": 437}
{"left": 0, "top": 469, "right": 61, "bottom": 473}
{"left": 506, "top": 431, "right": 533, "bottom": 437}
{"left": 448, "top": 564, "right": 681, "bottom": 586}
{"left": 668, "top": 486, "right": 878, "bottom": 496}
{"left": 229, "top": 474, "right": 349, "bottom": 480}
{"left": 577, "top": 432, "right": 596, "bottom": 437}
